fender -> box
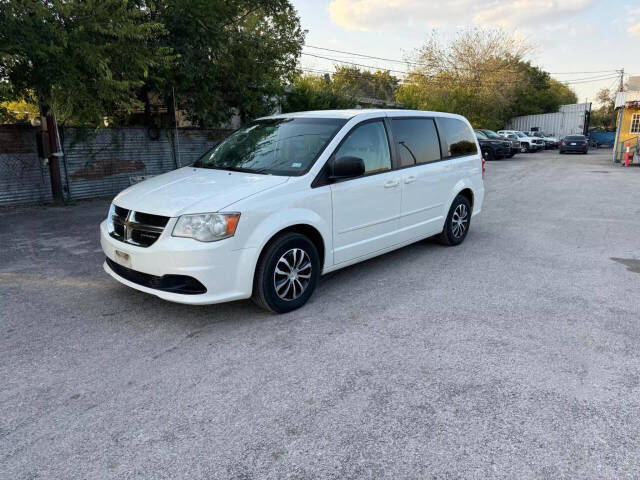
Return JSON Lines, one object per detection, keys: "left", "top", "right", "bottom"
{"left": 445, "top": 178, "right": 476, "bottom": 219}
{"left": 241, "top": 207, "right": 333, "bottom": 274}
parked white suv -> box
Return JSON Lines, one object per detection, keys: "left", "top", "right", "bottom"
{"left": 497, "top": 130, "right": 544, "bottom": 152}
{"left": 100, "top": 110, "right": 485, "bottom": 313}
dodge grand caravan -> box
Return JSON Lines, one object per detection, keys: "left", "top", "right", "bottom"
{"left": 101, "top": 110, "right": 485, "bottom": 313}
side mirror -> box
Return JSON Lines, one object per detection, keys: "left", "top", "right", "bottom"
{"left": 329, "top": 156, "right": 365, "bottom": 180}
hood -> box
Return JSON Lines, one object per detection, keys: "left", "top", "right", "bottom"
{"left": 113, "top": 167, "right": 289, "bottom": 217}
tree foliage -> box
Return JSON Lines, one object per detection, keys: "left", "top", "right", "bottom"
{"left": 151, "top": 0, "right": 305, "bottom": 125}
{"left": 281, "top": 74, "right": 357, "bottom": 113}
{"left": 0, "top": 0, "right": 305, "bottom": 126}
{"left": 332, "top": 66, "right": 399, "bottom": 103}
{"left": 590, "top": 88, "right": 617, "bottom": 130}
{"left": 0, "top": 0, "right": 173, "bottom": 124}
{"left": 509, "top": 62, "right": 577, "bottom": 116}
{"left": 396, "top": 28, "right": 578, "bottom": 130}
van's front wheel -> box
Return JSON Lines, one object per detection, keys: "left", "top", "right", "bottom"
{"left": 438, "top": 195, "right": 472, "bottom": 246}
{"left": 252, "top": 233, "right": 320, "bottom": 313}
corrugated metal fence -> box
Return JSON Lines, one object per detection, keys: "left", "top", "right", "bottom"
{"left": 0, "top": 126, "right": 230, "bottom": 206}
{"left": 0, "top": 125, "right": 53, "bottom": 206}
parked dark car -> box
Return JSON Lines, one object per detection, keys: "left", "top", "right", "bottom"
{"left": 474, "top": 130, "right": 512, "bottom": 160}
{"left": 559, "top": 135, "right": 589, "bottom": 154}
{"left": 476, "top": 129, "right": 518, "bottom": 158}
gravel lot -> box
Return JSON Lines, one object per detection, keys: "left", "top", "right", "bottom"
{"left": 2, "top": 149, "right": 640, "bottom": 479}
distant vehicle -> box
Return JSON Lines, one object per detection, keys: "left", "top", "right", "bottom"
{"left": 500, "top": 133, "right": 522, "bottom": 156}
{"left": 527, "top": 132, "right": 558, "bottom": 149}
{"left": 559, "top": 135, "right": 589, "bottom": 154}
{"left": 497, "top": 130, "right": 544, "bottom": 152}
{"left": 587, "top": 129, "right": 616, "bottom": 148}
{"left": 474, "top": 129, "right": 512, "bottom": 160}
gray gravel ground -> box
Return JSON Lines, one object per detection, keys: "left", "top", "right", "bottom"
{"left": 2, "top": 149, "right": 640, "bottom": 479}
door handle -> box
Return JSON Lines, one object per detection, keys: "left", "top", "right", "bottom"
{"left": 384, "top": 179, "right": 400, "bottom": 188}
{"left": 404, "top": 175, "right": 417, "bottom": 184}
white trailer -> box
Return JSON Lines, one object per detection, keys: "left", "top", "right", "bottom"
{"left": 507, "top": 103, "right": 592, "bottom": 139}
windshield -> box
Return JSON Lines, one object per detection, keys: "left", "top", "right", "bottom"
{"left": 483, "top": 130, "right": 502, "bottom": 139}
{"left": 515, "top": 132, "right": 526, "bottom": 138}
{"left": 475, "top": 131, "right": 488, "bottom": 140}
{"left": 193, "top": 117, "right": 347, "bottom": 176}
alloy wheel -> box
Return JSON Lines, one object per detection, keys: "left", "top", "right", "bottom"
{"left": 273, "top": 248, "right": 312, "bottom": 301}
{"left": 451, "top": 204, "right": 469, "bottom": 239}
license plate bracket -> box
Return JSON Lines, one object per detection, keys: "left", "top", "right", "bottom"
{"left": 114, "top": 250, "right": 131, "bottom": 268}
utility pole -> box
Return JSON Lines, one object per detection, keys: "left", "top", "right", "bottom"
{"left": 40, "top": 103, "right": 64, "bottom": 205}
{"left": 619, "top": 68, "right": 625, "bottom": 92}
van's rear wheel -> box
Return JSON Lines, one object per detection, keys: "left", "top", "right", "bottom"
{"left": 438, "top": 195, "right": 471, "bottom": 246}
{"left": 252, "top": 233, "right": 320, "bottom": 313}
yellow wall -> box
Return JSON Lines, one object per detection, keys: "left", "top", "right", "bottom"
{"left": 618, "top": 106, "right": 640, "bottom": 144}
{"left": 614, "top": 105, "right": 640, "bottom": 161}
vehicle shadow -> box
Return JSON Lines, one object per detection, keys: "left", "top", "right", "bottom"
{"left": 100, "top": 234, "right": 451, "bottom": 331}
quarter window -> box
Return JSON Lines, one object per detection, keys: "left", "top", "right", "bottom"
{"left": 333, "top": 121, "right": 391, "bottom": 174}
{"left": 391, "top": 118, "right": 441, "bottom": 167}
{"left": 437, "top": 118, "right": 478, "bottom": 157}
{"left": 631, "top": 114, "right": 640, "bottom": 134}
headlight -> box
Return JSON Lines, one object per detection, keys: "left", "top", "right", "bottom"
{"left": 106, "top": 204, "right": 116, "bottom": 231}
{"left": 172, "top": 212, "right": 240, "bottom": 242}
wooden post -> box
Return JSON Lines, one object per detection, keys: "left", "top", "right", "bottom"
{"left": 40, "top": 104, "right": 64, "bottom": 204}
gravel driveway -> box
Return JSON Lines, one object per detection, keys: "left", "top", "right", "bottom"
{"left": 2, "top": 149, "right": 639, "bottom": 479}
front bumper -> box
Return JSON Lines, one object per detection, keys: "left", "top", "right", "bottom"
{"left": 494, "top": 145, "right": 510, "bottom": 157}
{"left": 100, "top": 220, "right": 258, "bottom": 305}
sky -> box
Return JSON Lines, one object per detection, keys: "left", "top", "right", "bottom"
{"left": 290, "top": 0, "right": 640, "bottom": 105}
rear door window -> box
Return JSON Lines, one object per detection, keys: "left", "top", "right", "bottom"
{"left": 391, "top": 118, "right": 441, "bottom": 167}
{"left": 437, "top": 118, "right": 478, "bottom": 158}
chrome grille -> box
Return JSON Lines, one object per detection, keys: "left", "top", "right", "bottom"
{"left": 107, "top": 204, "right": 169, "bottom": 247}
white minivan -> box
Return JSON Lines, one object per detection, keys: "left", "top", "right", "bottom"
{"left": 100, "top": 109, "right": 485, "bottom": 313}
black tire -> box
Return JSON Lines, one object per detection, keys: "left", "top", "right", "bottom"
{"left": 507, "top": 153, "right": 515, "bottom": 158}
{"left": 438, "top": 195, "right": 472, "bottom": 246}
{"left": 482, "top": 148, "right": 495, "bottom": 161}
{"left": 252, "top": 232, "right": 320, "bottom": 314}
{"left": 521, "top": 143, "right": 530, "bottom": 153}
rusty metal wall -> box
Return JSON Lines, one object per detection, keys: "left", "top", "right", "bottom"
{"left": 62, "top": 127, "right": 230, "bottom": 201}
{"left": 0, "top": 126, "right": 230, "bottom": 206}
{"left": 0, "top": 125, "right": 53, "bottom": 206}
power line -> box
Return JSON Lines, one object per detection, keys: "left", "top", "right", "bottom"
{"left": 301, "top": 53, "right": 620, "bottom": 86}
{"left": 299, "top": 66, "right": 620, "bottom": 89}
{"left": 303, "top": 44, "right": 620, "bottom": 76}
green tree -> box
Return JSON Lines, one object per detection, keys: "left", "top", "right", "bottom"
{"left": 0, "top": 0, "right": 174, "bottom": 124}
{"left": 396, "top": 28, "right": 578, "bottom": 130}
{"left": 150, "top": 0, "right": 305, "bottom": 126}
{"left": 396, "top": 29, "right": 530, "bottom": 130}
{"left": 332, "top": 66, "right": 399, "bottom": 103}
{"left": 281, "top": 74, "right": 357, "bottom": 113}
{"left": 590, "top": 88, "right": 617, "bottom": 130}
{"left": 510, "top": 62, "right": 577, "bottom": 117}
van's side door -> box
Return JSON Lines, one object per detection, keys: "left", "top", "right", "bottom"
{"left": 390, "top": 117, "right": 448, "bottom": 241}
{"left": 328, "top": 120, "right": 402, "bottom": 264}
